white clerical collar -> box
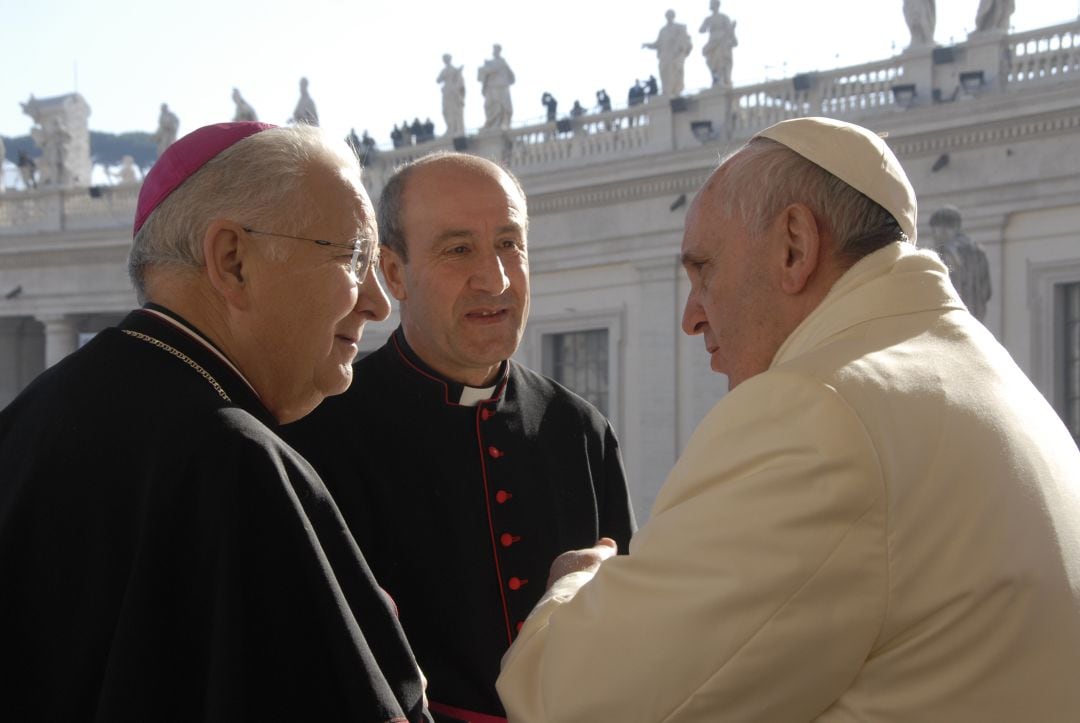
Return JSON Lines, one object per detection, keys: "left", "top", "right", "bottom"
{"left": 458, "top": 384, "right": 497, "bottom": 407}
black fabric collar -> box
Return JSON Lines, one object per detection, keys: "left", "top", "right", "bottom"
{"left": 120, "top": 304, "right": 276, "bottom": 427}
{"left": 389, "top": 326, "right": 508, "bottom": 406}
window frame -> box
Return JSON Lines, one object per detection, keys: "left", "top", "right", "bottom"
{"left": 519, "top": 308, "right": 624, "bottom": 435}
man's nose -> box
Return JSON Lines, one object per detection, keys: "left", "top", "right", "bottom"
{"left": 681, "top": 292, "right": 706, "bottom": 336}
{"left": 357, "top": 265, "right": 391, "bottom": 321}
{"left": 471, "top": 252, "right": 510, "bottom": 295}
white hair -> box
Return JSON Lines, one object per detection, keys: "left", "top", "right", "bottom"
{"left": 128, "top": 124, "right": 362, "bottom": 302}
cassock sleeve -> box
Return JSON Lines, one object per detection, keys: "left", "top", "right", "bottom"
{"left": 497, "top": 372, "right": 887, "bottom": 721}
{"left": 597, "top": 421, "right": 637, "bottom": 551}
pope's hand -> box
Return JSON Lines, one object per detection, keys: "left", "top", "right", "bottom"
{"left": 546, "top": 538, "right": 618, "bottom": 589}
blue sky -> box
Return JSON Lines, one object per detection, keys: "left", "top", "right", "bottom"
{"left": 2, "top": 0, "right": 1076, "bottom": 150}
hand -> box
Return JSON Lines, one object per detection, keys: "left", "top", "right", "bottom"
{"left": 546, "top": 538, "right": 618, "bottom": 589}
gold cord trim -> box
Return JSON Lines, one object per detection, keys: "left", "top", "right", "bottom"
{"left": 122, "top": 329, "right": 232, "bottom": 402}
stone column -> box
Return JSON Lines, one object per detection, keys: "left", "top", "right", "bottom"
{"left": 38, "top": 313, "right": 78, "bottom": 367}
{"left": 630, "top": 256, "right": 682, "bottom": 516}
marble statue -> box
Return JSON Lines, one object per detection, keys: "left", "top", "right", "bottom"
{"left": 292, "top": 77, "right": 319, "bottom": 126}
{"left": 22, "top": 93, "right": 91, "bottom": 187}
{"left": 975, "top": 0, "right": 1015, "bottom": 33}
{"left": 31, "top": 118, "right": 70, "bottom": 187}
{"left": 930, "top": 205, "right": 992, "bottom": 322}
{"left": 154, "top": 103, "right": 180, "bottom": 158}
{"left": 903, "top": 0, "right": 936, "bottom": 48}
{"left": 106, "top": 155, "right": 140, "bottom": 185}
{"left": 232, "top": 88, "right": 258, "bottom": 122}
{"left": 643, "top": 9, "right": 694, "bottom": 97}
{"left": 437, "top": 53, "right": 466, "bottom": 137}
{"left": 478, "top": 44, "right": 515, "bottom": 131}
{"left": 699, "top": 0, "right": 737, "bottom": 88}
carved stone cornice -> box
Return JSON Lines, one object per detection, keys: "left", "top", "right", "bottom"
{"left": 529, "top": 169, "right": 711, "bottom": 216}
{"left": 889, "top": 108, "right": 1080, "bottom": 159}
{"left": 0, "top": 241, "right": 129, "bottom": 270}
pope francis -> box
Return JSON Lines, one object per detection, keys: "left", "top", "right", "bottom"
{"left": 496, "top": 117, "right": 1080, "bottom": 721}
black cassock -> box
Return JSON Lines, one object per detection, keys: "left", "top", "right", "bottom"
{"left": 283, "top": 327, "right": 636, "bottom": 721}
{"left": 0, "top": 306, "right": 429, "bottom": 723}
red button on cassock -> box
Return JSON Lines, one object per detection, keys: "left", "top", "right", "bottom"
{"left": 495, "top": 490, "right": 512, "bottom": 504}
{"left": 488, "top": 445, "right": 504, "bottom": 458}
{"left": 481, "top": 408, "right": 493, "bottom": 421}
{"left": 500, "top": 532, "right": 521, "bottom": 547}
{"left": 508, "top": 577, "right": 528, "bottom": 591}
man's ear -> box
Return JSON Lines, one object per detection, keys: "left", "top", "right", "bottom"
{"left": 380, "top": 247, "right": 409, "bottom": 302}
{"left": 203, "top": 220, "right": 251, "bottom": 309}
{"left": 777, "top": 203, "right": 823, "bottom": 295}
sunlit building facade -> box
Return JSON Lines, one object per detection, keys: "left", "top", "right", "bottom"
{"left": 2, "top": 21, "right": 1078, "bottom": 515}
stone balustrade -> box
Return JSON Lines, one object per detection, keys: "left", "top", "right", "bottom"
{"left": 0, "top": 183, "right": 138, "bottom": 237}
{"left": 1007, "top": 20, "right": 1080, "bottom": 85}
{"left": 3, "top": 18, "right": 1078, "bottom": 236}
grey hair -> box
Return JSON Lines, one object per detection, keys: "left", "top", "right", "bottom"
{"left": 128, "top": 124, "right": 362, "bottom": 303}
{"left": 376, "top": 151, "right": 527, "bottom": 263}
{"left": 714, "top": 137, "right": 908, "bottom": 267}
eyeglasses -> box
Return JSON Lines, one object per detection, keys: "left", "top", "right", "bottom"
{"left": 242, "top": 226, "right": 375, "bottom": 282}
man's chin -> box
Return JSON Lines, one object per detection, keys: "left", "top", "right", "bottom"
{"left": 329, "top": 365, "right": 354, "bottom": 394}
{"left": 312, "top": 367, "right": 354, "bottom": 405}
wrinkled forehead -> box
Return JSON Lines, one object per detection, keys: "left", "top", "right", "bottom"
{"left": 682, "top": 168, "right": 743, "bottom": 246}
{"left": 416, "top": 160, "right": 527, "bottom": 213}
{"left": 693, "top": 165, "right": 735, "bottom": 220}
{"left": 305, "top": 158, "right": 374, "bottom": 232}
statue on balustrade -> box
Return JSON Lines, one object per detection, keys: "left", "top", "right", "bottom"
{"left": 974, "top": 0, "right": 1014, "bottom": 34}
{"left": 22, "top": 97, "right": 73, "bottom": 187}
{"left": 291, "top": 77, "right": 319, "bottom": 126}
{"left": 700, "top": 0, "right": 737, "bottom": 88}
{"left": 643, "top": 9, "right": 693, "bottom": 97}
{"left": 30, "top": 117, "right": 70, "bottom": 187}
{"left": 478, "top": 44, "right": 515, "bottom": 130}
{"left": 438, "top": 53, "right": 466, "bottom": 138}
{"left": 105, "top": 155, "right": 140, "bottom": 185}
{"left": 930, "top": 205, "right": 992, "bottom": 322}
{"left": 154, "top": 103, "right": 180, "bottom": 158}
{"left": 232, "top": 88, "right": 258, "bottom": 122}
{"left": 903, "top": 0, "right": 935, "bottom": 49}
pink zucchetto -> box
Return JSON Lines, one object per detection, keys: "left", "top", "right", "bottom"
{"left": 133, "top": 121, "right": 276, "bottom": 237}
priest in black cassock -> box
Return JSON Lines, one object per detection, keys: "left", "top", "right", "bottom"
{"left": 0, "top": 122, "right": 431, "bottom": 722}
{"left": 283, "top": 152, "right": 637, "bottom": 723}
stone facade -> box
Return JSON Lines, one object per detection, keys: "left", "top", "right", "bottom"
{"left": 2, "top": 21, "right": 1078, "bottom": 516}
